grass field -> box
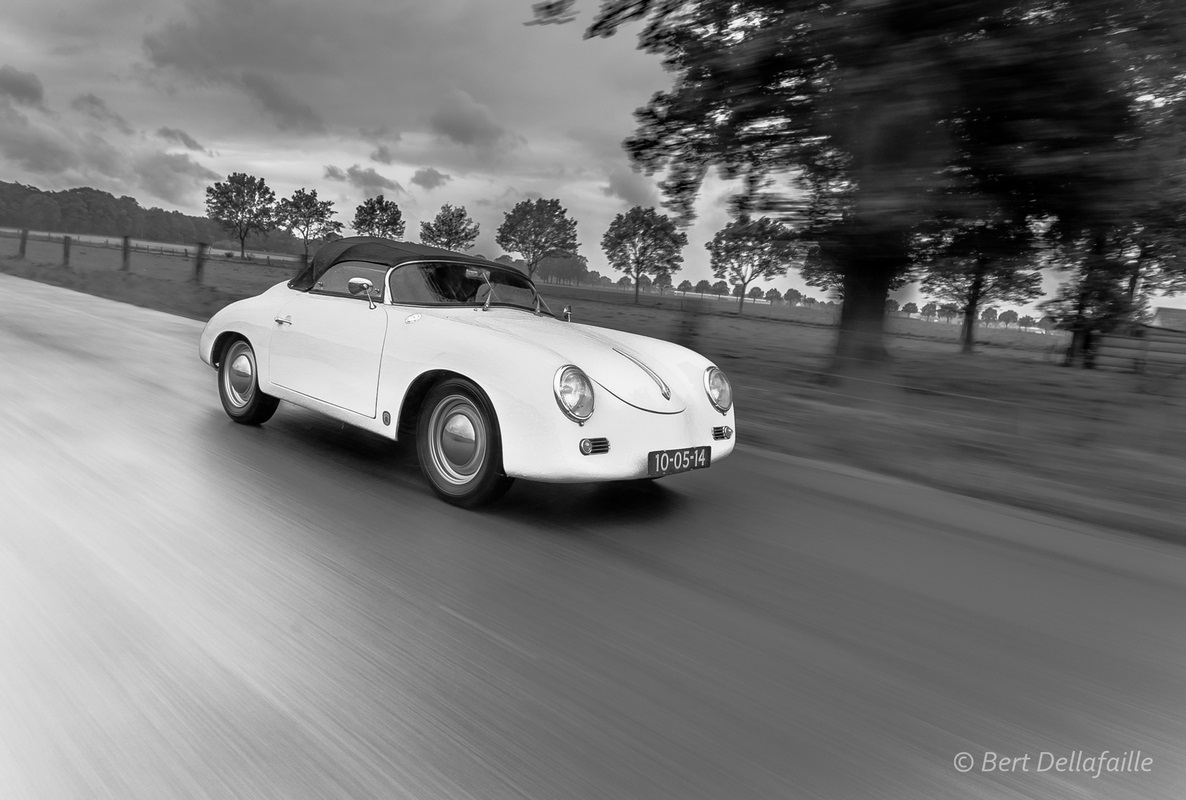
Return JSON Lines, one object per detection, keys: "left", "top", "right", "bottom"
{"left": 4, "top": 235, "right": 1183, "bottom": 540}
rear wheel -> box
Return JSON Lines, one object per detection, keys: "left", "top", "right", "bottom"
{"left": 417, "top": 379, "right": 513, "bottom": 507}
{"left": 218, "top": 338, "right": 279, "bottom": 425}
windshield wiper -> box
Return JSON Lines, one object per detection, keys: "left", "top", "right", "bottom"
{"left": 480, "top": 272, "right": 499, "bottom": 311}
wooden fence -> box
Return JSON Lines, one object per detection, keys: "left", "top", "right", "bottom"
{"left": 1096, "top": 325, "right": 1186, "bottom": 376}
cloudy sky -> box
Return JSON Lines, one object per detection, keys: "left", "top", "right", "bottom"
{"left": 0, "top": 0, "right": 765, "bottom": 291}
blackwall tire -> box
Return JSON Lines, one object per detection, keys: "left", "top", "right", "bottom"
{"left": 218, "top": 338, "right": 279, "bottom": 425}
{"left": 416, "top": 378, "right": 513, "bottom": 507}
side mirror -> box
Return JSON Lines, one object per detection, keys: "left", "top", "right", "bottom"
{"left": 348, "top": 277, "right": 377, "bottom": 309}
{"left": 562, "top": 305, "right": 572, "bottom": 322}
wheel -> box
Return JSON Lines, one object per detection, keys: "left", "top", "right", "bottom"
{"left": 218, "top": 338, "right": 279, "bottom": 425}
{"left": 416, "top": 379, "right": 513, "bottom": 507}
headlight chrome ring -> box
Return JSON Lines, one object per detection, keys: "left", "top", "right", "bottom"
{"left": 704, "top": 366, "right": 733, "bottom": 414}
{"left": 554, "top": 365, "right": 595, "bottom": 423}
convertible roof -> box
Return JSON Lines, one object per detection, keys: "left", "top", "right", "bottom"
{"left": 289, "top": 237, "right": 494, "bottom": 291}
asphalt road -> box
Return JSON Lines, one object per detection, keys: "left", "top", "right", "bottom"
{"left": 2, "top": 272, "right": 1185, "bottom": 800}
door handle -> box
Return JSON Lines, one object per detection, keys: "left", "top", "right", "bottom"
{"left": 274, "top": 315, "right": 292, "bottom": 325}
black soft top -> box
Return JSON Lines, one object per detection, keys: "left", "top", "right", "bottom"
{"left": 289, "top": 237, "right": 496, "bottom": 291}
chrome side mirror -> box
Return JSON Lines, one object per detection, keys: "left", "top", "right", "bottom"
{"left": 562, "top": 305, "right": 572, "bottom": 322}
{"left": 348, "top": 277, "right": 377, "bottom": 309}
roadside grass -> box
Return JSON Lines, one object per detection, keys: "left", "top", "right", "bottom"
{"left": 4, "top": 239, "right": 1183, "bottom": 539}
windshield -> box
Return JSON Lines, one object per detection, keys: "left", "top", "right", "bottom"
{"left": 388, "top": 261, "right": 541, "bottom": 311}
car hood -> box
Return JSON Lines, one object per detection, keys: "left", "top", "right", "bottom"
{"left": 430, "top": 309, "right": 687, "bottom": 413}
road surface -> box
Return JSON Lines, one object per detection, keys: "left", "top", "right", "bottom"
{"left": 2, "top": 272, "right": 1184, "bottom": 799}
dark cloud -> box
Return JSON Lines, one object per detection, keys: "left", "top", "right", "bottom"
{"left": 156, "top": 126, "right": 206, "bottom": 152}
{"left": 0, "top": 105, "right": 77, "bottom": 173}
{"left": 135, "top": 151, "right": 220, "bottom": 205}
{"left": 0, "top": 65, "right": 45, "bottom": 107}
{"left": 370, "top": 145, "right": 396, "bottom": 164}
{"left": 411, "top": 167, "right": 451, "bottom": 190}
{"left": 143, "top": 1, "right": 326, "bottom": 133}
{"left": 238, "top": 72, "right": 323, "bottom": 132}
{"left": 70, "top": 93, "right": 134, "bottom": 135}
{"left": 360, "top": 125, "right": 400, "bottom": 143}
{"left": 80, "top": 133, "right": 126, "bottom": 178}
{"left": 428, "top": 89, "right": 517, "bottom": 150}
{"left": 324, "top": 163, "right": 404, "bottom": 196}
{"left": 601, "top": 165, "right": 659, "bottom": 209}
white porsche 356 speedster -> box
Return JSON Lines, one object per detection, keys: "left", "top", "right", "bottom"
{"left": 199, "top": 237, "right": 736, "bottom": 506}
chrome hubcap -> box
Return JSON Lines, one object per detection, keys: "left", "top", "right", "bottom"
{"left": 223, "top": 344, "right": 255, "bottom": 407}
{"left": 429, "top": 396, "right": 486, "bottom": 485}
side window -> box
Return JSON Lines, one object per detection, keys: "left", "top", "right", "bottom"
{"left": 311, "top": 261, "right": 388, "bottom": 302}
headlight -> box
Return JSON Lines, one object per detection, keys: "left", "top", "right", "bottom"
{"left": 704, "top": 366, "right": 732, "bottom": 413}
{"left": 554, "top": 365, "right": 595, "bottom": 423}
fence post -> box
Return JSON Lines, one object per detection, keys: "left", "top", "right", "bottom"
{"left": 18, "top": 229, "right": 28, "bottom": 258}
{"left": 121, "top": 236, "right": 131, "bottom": 271}
{"left": 62, "top": 236, "right": 71, "bottom": 268}
{"left": 195, "top": 242, "right": 208, "bottom": 284}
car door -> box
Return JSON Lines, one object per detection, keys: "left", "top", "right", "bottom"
{"left": 268, "top": 261, "right": 390, "bottom": 417}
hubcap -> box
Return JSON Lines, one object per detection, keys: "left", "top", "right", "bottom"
{"left": 429, "top": 396, "right": 486, "bottom": 485}
{"left": 224, "top": 344, "right": 255, "bottom": 407}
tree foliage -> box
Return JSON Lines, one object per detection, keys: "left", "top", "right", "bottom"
{"left": 496, "top": 198, "right": 579, "bottom": 279}
{"left": 278, "top": 188, "right": 342, "bottom": 259}
{"left": 537, "top": 253, "right": 590, "bottom": 284}
{"left": 353, "top": 195, "right": 405, "bottom": 239}
{"left": 601, "top": 205, "right": 686, "bottom": 303}
{"left": 706, "top": 216, "right": 796, "bottom": 314}
{"left": 205, "top": 173, "right": 276, "bottom": 257}
{"left": 420, "top": 203, "right": 480, "bottom": 252}
{"left": 585, "top": 0, "right": 1181, "bottom": 365}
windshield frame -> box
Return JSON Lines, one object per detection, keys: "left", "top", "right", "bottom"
{"left": 384, "top": 259, "right": 545, "bottom": 313}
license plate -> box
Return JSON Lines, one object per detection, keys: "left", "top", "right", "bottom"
{"left": 647, "top": 446, "right": 711, "bottom": 477}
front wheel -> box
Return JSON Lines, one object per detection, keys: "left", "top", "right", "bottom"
{"left": 416, "top": 379, "right": 513, "bottom": 507}
{"left": 218, "top": 338, "right": 279, "bottom": 425}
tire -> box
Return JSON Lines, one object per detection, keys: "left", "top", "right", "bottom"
{"left": 218, "top": 338, "right": 280, "bottom": 425}
{"left": 416, "top": 378, "right": 513, "bottom": 507}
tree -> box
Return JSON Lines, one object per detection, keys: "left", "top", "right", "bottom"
{"left": 352, "top": 195, "right": 405, "bottom": 239}
{"left": 694, "top": 279, "right": 713, "bottom": 296}
{"left": 747, "top": 286, "right": 764, "bottom": 303}
{"left": 980, "top": 307, "right": 998, "bottom": 326}
{"left": 1019, "top": 315, "right": 1037, "bottom": 329}
{"left": 601, "top": 205, "right": 687, "bottom": 303}
{"left": 678, "top": 279, "right": 694, "bottom": 294}
{"left": 278, "top": 188, "right": 342, "bottom": 260}
{"left": 1039, "top": 316, "right": 1056, "bottom": 333}
{"left": 585, "top": 1, "right": 1167, "bottom": 367}
{"left": 998, "top": 309, "right": 1019, "bottom": 328}
{"left": 765, "top": 287, "right": 783, "bottom": 303}
{"left": 784, "top": 287, "right": 803, "bottom": 307}
{"left": 420, "top": 203, "right": 480, "bottom": 252}
{"left": 917, "top": 219, "right": 1043, "bottom": 352}
{"left": 885, "top": 298, "right": 900, "bottom": 314}
{"left": 939, "top": 303, "right": 961, "bottom": 323}
{"left": 497, "top": 198, "right": 579, "bottom": 279}
{"left": 1041, "top": 234, "right": 1139, "bottom": 362}
{"left": 537, "top": 254, "right": 589, "bottom": 284}
{"left": 205, "top": 173, "right": 276, "bottom": 257}
{"left": 707, "top": 216, "right": 796, "bottom": 314}
{"left": 902, "top": 302, "right": 918, "bottom": 317}
{"left": 616, "top": 275, "right": 632, "bottom": 290}
{"left": 921, "top": 302, "right": 938, "bottom": 321}
{"left": 21, "top": 194, "right": 61, "bottom": 232}
{"left": 712, "top": 280, "right": 728, "bottom": 298}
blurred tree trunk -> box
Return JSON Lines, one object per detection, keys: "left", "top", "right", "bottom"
{"left": 959, "top": 260, "right": 987, "bottom": 354}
